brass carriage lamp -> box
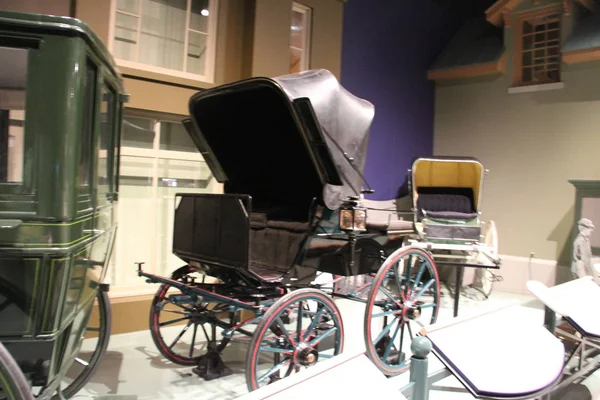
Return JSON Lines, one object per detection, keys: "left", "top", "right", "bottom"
{"left": 339, "top": 204, "right": 367, "bottom": 232}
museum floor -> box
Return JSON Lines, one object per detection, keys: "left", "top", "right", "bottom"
{"left": 71, "top": 288, "right": 596, "bottom": 400}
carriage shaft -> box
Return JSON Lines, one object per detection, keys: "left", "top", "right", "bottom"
{"left": 137, "top": 266, "right": 263, "bottom": 312}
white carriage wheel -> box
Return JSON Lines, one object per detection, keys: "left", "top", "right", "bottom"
{"left": 485, "top": 220, "right": 499, "bottom": 256}
{"left": 473, "top": 220, "right": 499, "bottom": 298}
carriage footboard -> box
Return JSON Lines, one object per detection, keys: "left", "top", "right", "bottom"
{"left": 172, "top": 193, "right": 252, "bottom": 269}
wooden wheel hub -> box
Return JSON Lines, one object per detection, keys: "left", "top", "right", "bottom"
{"left": 294, "top": 343, "right": 319, "bottom": 367}
{"left": 403, "top": 301, "right": 421, "bottom": 320}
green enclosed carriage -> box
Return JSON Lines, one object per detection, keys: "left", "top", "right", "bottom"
{"left": 0, "top": 11, "right": 126, "bottom": 399}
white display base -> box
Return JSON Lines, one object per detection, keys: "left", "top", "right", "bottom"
{"left": 528, "top": 276, "right": 600, "bottom": 336}
{"left": 423, "top": 303, "right": 565, "bottom": 398}
{"left": 236, "top": 352, "right": 405, "bottom": 400}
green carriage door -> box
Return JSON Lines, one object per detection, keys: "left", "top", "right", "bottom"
{"left": 97, "top": 84, "right": 117, "bottom": 208}
{"left": 93, "top": 82, "right": 119, "bottom": 289}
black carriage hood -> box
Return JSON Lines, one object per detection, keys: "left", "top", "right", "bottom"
{"left": 185, "top": 69, "right": 375, "bottom": 210}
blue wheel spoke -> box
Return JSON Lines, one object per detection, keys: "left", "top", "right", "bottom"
{"left": 420, "top": 303, "right": 436, "bottom": 309}
{"left": 414, "top": 278, "right": 435, "bottom": 299}
{"left": 403, "top": 256, "right": 413, "bottom": 298}
{"left": 373, "top": 315, "right": 400, "bottom": 345}
{"left": 296, "top": 301, "right": 303, "bottom": 340}
{"left": 257, "top": 346, "right": 292, "bottom": 354}
{"left": 412, "top": 263, "right": 427, "bottom": 294}
{"left": 319, "top": 353, "right": 334, "bottom": 359}
{"left": 378, "top": 286, "right": 401, "bottom": 305}
{"left": 168, "top": 321, "right": 191, "bottom": 349}
{"left": 258, "top": 358, "right": 290, "bottom": 383}
{"left": 303, "top": 307, "right": 326, "bottom": 342}
{"left": 383, "top": 319, "right": 401, "bottom": 361}
{"left": 275, "top": 318, "right": 296, "bottom": 346}
{"left": 159, "top": 316, "right": 189, "bottom": 327}
{"left": 309, "top": 327, "right": 337, "bottom": 347}
{"left": 372, "top": 310, "right": 398, "bottom": 318}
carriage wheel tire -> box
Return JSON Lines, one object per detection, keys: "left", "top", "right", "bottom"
{"left": 245, "top": 288, "right": 344, "bottom": 392}
{"left": 55, "top": 290, "right": 112, "bottom": 399}
{"left": 363, "top": 246, "right": 440, "bottom": 377}
{"left": 0, "top": 342, "right": 34, "bottom": 400}
{"left": 149, "top": 284, "right": 200, "bottom": 366}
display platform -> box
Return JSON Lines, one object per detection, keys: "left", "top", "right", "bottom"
{"left": 423, "top": 303, "right": 565, "bottom": 398}
{"left": 236, "top": 351, "right": 404, "bottom": 400}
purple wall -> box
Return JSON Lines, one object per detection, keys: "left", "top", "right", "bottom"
{"left": 341, "top": 0, "right": 462, "bottom": 200}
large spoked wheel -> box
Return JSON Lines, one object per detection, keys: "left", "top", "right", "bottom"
{"left": 245, "top": 288, "right": 344, "bottom": 392}
{"left": 472, "top": 220, "right": 499, "bottom": 299}
{"left": 55, "top": 289, "right": 111, "bottom": 399}
{"left": 0, "top": 343, "right": 33, "bottom": 400}
{"left": 150, "top": 266, "right": 230, "bottom": 366}
{"left": 364, "top": 246, "right": 440, "bottom": 377}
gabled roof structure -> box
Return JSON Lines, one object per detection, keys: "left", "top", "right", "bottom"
{"left": 485, "top": 0, "right": 598, "bottom": 26}
{"left": 429, "top": 0, "right": 600, "bottom": 80}
{"left": 428, "top": 18, "right": 505, "bottom": 80}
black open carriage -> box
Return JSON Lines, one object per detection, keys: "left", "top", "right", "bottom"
{"left": 138, "top": 69, "right": 501, "bottom": 392}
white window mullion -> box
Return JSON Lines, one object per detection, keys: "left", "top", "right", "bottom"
{"left": 151, "top": 120, "right": 160, "bottom": 274}
{"left": 183, "top": 0, "right": 192, "bottom": 73}
{"left": 205, "top": 0, "right": 217, "bottom": 81}
{"left": 302, "top": 5, "right": 312, "bottom": 70}
{"left": 116, "top": 10, "right": 139, "bottom": 18}
{"left": 290, "top": 2, "right": 312, "bottom": 73}
{"left": 135, "top": 0, "right": 143, "bottom": 63}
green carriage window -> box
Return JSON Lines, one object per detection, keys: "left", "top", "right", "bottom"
{"left": 98, "top": 85, "right": 116, "bottom": 200}
{"left": 79, "top": 60, "right": 97, "bottom": 187}
{"left": 0, "top": 46, "right": 28, "bottom": 184}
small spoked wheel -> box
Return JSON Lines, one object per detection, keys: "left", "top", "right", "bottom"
{"left": 150, "top": 266, "right": 230, "bottom": 365}
{"left": 0, "top": 342, "right": 34, "bottom": 400}
{"left": 472, "top": 220, "right": 499, "bottom": 299}
{"left": 245, "top": 288, "right": 344, "bottom": 392}
{"left": 53, "top": 289, "right": 112, "bottom": 399}
{"left": 364, "top": 246, "right": 440, "bottom": 376}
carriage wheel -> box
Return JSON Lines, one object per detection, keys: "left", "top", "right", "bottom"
{"left": 54, "top": 289, "right": 111, "bottom": 399}
{"left": 472, "top": 220, "right": 499, "bottom": 299}
{"left": 364, "top": 246, "right": 440, "bottom": 376}
{"left": 150, "top": 266, "right": 230, "bottom": 366}
{"left": 0, "top": 342, "right": 34, "bottom": 400}
{"left": 245, "top": 288, "right": 344, "bottom": 392}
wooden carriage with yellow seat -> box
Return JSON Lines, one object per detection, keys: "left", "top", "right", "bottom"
{"left": 402, "top": 156, "right": 501, "bottom": 299}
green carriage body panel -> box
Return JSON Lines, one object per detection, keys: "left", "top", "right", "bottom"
{"left": 0, "top": 10, "right": 124, "bottom": 389}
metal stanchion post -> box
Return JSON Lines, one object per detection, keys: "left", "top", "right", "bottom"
{"left": 409, "top": 336, "right": 432, "bottom": 400}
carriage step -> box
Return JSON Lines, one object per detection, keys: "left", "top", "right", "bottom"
{"left": 192, "top": 349, "right": 233, "bottom": 381}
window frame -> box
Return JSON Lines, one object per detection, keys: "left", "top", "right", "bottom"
{"left": 78, "top": 48, "right": 124, "bottom": 214}
{"left": 96, "top": 82, "right": 118, "bottom": 207}
{"left": 513, "top": 6, "right": 563, "bottom": 87}
{"left": 0, "top": 38, "right": 39, "bottom": 196}
{"left": 290, "top": 2, "right": 312, "bottom": 74}
{"left": 109, "top": 110, "right": 215, "bottom": 295}
{"left": 108, "top": 0, "right": 219, "bottom": 84}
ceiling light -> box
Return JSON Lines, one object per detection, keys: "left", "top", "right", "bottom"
{"left": 201, "top": 9, "right": 209, "bottom": 16}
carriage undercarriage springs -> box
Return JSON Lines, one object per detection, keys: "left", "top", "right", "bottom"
{"left": 135, "top": 69, "right": 502, "bottom": 392}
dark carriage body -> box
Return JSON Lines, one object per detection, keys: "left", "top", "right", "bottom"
{"left": 0, "top": 11, "right": 125, "bottom": 396}
{"left": 173, "top": 70, "right": 406, "bottom": 285}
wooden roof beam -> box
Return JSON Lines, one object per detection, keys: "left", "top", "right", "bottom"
{"left": 486, "top": 0, "right": 599, "bottom": 26}
{"left": 428, "top": 53, "right": 506, "bottom": 81}
{"left": 575, "top": 0, "right": 599, "bottom": 12}
{"left": 563, "top": 47, "right": 600, "bottom": 64}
